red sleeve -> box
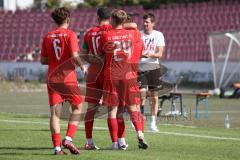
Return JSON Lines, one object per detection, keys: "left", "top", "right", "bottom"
{"left": 40, "top": 38, "right": 48, "bottom": 58}
{"left": 69, "top": 32, "right": 80, "bottom": 53}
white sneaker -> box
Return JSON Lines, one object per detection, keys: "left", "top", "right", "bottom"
{"left": 118, "top": 144, "right": 128, "bottom": 150}
{"left": 149, "top": 125, "right": 159, "bottom": 132}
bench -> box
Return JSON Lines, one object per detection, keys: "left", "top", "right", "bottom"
{"left": 159, "top": 92, "right": 210, "bottom": 119}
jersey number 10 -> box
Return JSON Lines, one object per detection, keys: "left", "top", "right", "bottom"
{"left": 92, "top": 36, "right": 100, "bottom": 55}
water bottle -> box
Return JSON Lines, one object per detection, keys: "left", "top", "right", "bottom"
{"left": 224, "top": 114, "right": 230, "bottom": 129}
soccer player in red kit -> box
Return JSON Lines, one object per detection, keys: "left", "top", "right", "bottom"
{"left": 40, "top": 7, "right": 84, "bottom": 155}
{"left": 81, "top": 8, "right": 138, "bottom": 150}
{"left": 98, "top": 9, "right": 148, "bottom": 150}
{"left": 81, "top": 7, "right": 112, "bottom": 150}
{"left": 115, "top": 15, "right": 146, "bottom": 150}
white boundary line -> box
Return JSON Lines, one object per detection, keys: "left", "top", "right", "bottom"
{"left": 1, "top": 119, "right": 240, "bottom": 141}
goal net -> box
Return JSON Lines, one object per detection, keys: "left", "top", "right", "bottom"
{"left": 209, "top": 30, "right": 240, "bottom": 89}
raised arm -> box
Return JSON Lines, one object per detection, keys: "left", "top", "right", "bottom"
{"left": 40, "top": 38, "right": 48, "bottom": 65}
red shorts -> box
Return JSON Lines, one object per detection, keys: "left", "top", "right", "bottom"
{"left": 103, "top": 79, "right": 140, "bottom": 107}
{"left": 85, "top": 74, "right": 104, "bottom": 104}
{"left": 47, "top": 82, "right": 82, "bottom": 106}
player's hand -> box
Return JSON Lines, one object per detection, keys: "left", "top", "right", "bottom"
{"left": 84, "top": 65, "right": 88, "bottom": 73}
{"left": 142, "top": 53, "right": 150, "bottom": 58}
{"left": 79, "top": 65, "right": 85, "bottom": 71}
{"left": 79, "top": 65, "right": 88, "bottom": 78}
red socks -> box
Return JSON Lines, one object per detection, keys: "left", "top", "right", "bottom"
{"left": 117, "top": 117, "right": 125, "bottom": 138}
{"left": 130, "top": 111, "right": 143, "bottom": 132}
{"left": 52, "top": 133, "right": 61, "bottom": 147}
{"left": 107, "top": 118, "right": 118, "bottom": 142}
{"left": 66, "top": 124, "right": 77, "bottom": 138}
{"left": 84, "top": 108, "right": 95, "bottom": 139}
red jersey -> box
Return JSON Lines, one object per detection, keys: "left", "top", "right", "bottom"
{"left": 84, "top": 24, "right": 112, "bottom": 56}
{"left": 126, "top": 28, "right": 143, "bottom": 74}
{"left": 41, "top": 28, "right": 80, "bottom": 83}
{"left": 98, "top": 28, "right": 138, "bottom": 80}
{"left": 83, "top": 24, "right": 112, "bottom": 83}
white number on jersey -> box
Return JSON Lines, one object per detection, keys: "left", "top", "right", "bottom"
{"left": 53, "top": 39, "right": 61, "bottom": 60}
{"left": 92, "top": 36, "right": 100, "bottom": 55}
{"left": 113, "top": 40, "right": 132, "bottom": 62}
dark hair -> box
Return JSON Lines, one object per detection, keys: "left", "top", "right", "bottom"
{"left": 111, "top": 9, "right": 127, "bottom": 25}
{"left": 126, "top": 14, "right": 133, "bottom": 23}
{"left": 143, "top": 13, "right": 155, "bottom": 23}
{"left": 97, "top": 7, "right": 111, "bottom": 21}
{"left": 51, "top": 7, "right": 71, "bottom": 25}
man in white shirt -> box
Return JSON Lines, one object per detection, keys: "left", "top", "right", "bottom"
{"left": 138, "top": 13, "right": 165, "bottom": 132}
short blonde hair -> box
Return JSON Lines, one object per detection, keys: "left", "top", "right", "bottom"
{"left": 111, "top": 9, "right": 127, "bottom": 25}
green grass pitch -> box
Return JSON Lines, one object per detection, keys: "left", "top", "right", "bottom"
{"left": 0, "top": 88, "right": 240, "bottom": 160}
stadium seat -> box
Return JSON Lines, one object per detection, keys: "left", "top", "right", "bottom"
{"left": 1, "top": 1, "right": 240, "bottom": 61}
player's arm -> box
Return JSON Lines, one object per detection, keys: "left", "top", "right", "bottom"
{"left": 72, "top": 51, "right": 84, "bottom": 71}
{"left": 40, "top": 38, "right": 48, "bottom": 65}
{"left": 81, "top": 44, "right": 104, "bottom": 64}
{"left": 70, "top": 32, "right": 84, "bottom": 71}
{"left": 80, "top": 45, "right": 90, "bottom": 63}
{"left": 144, "top": 46, "right": 164, "bottom": 58}
{"left": 123, "top": 22, "right": 137, "bottom": 29}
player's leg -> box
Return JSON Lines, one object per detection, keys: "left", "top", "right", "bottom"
{"left": 140, "top": 88, "right": 147, "bottom": 114}
{"left": 103, "top": 80, "right": 120, "bottom": 149}
{"left": 50, "top": 103, "right": 67, "bottom": 155}
{"left": 48, "top": 88, "right": 66, "bottom": 155}
{"left": 107, "top": 106, "right": 119, "bottom": 149}
{"left": 138, "top": 71, "right": 148, "bottom": 115}
{"left": 148, "top": 68, "right": 162, "bottom": 132}
{"left": 84, "top": 82, "right": 102, "bottom": 150}
{"left": 116, "top": 105, "right": 128, "bottom": 150}
{"left": 149, "top": 91, "right": 159, "bottom": 132}
{"left": 137, "top": 104, "right": 145, "bottom": 132}
{"left": 128, "top": 104, "right": 148, "bottom": 149}
{"left": 62, "top": 94, "right": 82, "bottom": 155}
{"left": 84, "top": 102, "right": 100, "bottom": 150}
{"left": 125, "top": 78, "right": 148, "bottom": 149}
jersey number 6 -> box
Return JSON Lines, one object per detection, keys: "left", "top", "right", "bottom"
{"left": 53, "top": 39, "right": 62, "bottom": 61}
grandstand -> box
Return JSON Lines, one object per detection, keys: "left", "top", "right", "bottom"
{"left": 0, "top": 1, "right": 240, "bottom": 62}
